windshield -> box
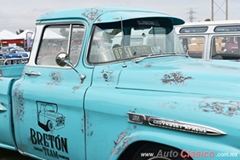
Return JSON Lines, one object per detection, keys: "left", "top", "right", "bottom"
{"left": 88, "top": 18, "right": 185, "bottom": 64}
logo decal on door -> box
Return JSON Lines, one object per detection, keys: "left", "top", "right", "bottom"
{"left": 37, "top": 101, "right": 66, "bottom": 131}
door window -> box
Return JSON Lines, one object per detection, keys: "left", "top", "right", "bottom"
{"left": 36, "top": 24, "right": 85, "bottom": 66}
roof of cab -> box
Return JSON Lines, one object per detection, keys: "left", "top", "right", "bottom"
{"left": 36, "top": 7, "right": 184, "bottom": 25}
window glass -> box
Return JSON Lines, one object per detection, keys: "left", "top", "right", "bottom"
{"left": 36, "top": 24, "right": 85, "bottom": 66}
{"left": 179, "top": 27, "right": 208, "bottom": 33}
{"left": 211, "top": 35, "right": 240, "bottom": 59}
{"left": 179, "top": 36, "right": 205, "bottom": 58}
{"left": 214, "top": 25, "right": 240, "bottom": 32}
{"left": 88, "top": 18, "right": 185, "bottom": 64}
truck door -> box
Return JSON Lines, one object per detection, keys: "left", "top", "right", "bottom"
{"left": 11, "top": 24, "right": 91, "bottom": 160}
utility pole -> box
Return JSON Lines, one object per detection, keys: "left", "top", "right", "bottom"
{"left": 211, "top": 0, "right": 228, "bottom": 21}
{"left": 187, "top": 8, "right": 196, "bottom": 22}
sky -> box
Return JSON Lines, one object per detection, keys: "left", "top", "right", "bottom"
{"left": 0, "top": 0, "right": 240, "bottom": 33}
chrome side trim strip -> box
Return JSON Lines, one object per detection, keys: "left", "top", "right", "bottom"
{"left": 128, "top": 112, "right": 226, "bottom": 136}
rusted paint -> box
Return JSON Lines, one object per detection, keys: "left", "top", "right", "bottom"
{"left": 82, "top": 8, "right": 104, "bottom": 21}
{"left": 158, "top": 102, "right": 177, "bottom": 110}
{"left": 199, "top": 100, "right": 240, "bottom": 116}
{"left": 113, "top": 18, "right": 121, "bottom": 20}
{"left": 87, "top": 131, "right": 94, "bottom": 136}
{"left": 162, "top": 72, "right": 192, "bottom": 85}
{"left": 101, "top": 69, "right": 114, "bottom": 82}
{"left": 114, "top": 131, "right": 127, "bottom": 145}
{"left": 129, "top": 108, "right": 137, "bottom": 113}
{"left": 111, "top": 131, "right": 128, "bottom": 155}
{"left": 145, "top": 64, "right": 151, "bottom": 68}
{"left": 111, "top": 130, "right": 135, "bottom": 155}
{"left": 72, "top": 78, "right": 82, "bottom": 91}
{"left": 48, "top": 72, "right": 63, "bottom": 85}
{"left": 13, "top": 83, "right": 25, "bottom": 122}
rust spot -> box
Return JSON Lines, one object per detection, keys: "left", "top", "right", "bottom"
{"left": 101, "top": 70, "right": 114, "bottom": 82}
{"left": 97, "top": 18, "right": 102, "bottom": 22}
{"left": 145, "top": 64, "right": 151, "bottom": 68}
{"left": 111, "top": 129, "right": 135, "bottom": 156}
{"left": 199, "top": 100, "right": 240, "bottom": 116}
{"left": 133, "top": 125, "right": 137, "bottom": 129}
{"left": 114, "top": 131, "right": 127, "bottom": 145}
{"left": 113, "top": 18, "right": 121, "bottom": 20}
{"left": 82, "top": 8, "right": 104, "bottom": 21}
{"left": 48, "top": 72, "right": 63, "bottom": 85}
{"left": 111, "top": 131, "right": 127, "bottom": 155}
{"left": 162, "top": 72, "right": 192, "bottom": 85}
{"left": 88, "top": 131, "right": 93, "bottom": 136}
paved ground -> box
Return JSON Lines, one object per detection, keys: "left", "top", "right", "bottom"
{"left": 0, "top": 148, "right": 35, "bottom": 160}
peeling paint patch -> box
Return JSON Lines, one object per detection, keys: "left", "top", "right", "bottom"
{"left": 72, "top": 76, "right": 84, "bottom": 92}
{"left": 145, "top": 64, "right": 151, "bottom": 68}
{"left": 199, "top": 100, "right": 240, "bottom": 116}
{"left": 48, "top": 72, "right": 63, "bottom": 85}
{"left": 87, "top": 131, "right": 94, "bottom": 136}
{"left": 158, "top": 102, "right": 177, "bottom": 109}
{"left": 13, "top": 83, "right": 25, "bottom": 121}
{"left": 101, "top": 69, "right": 114, "bottom": 82}
{"left": 162, "top": 72, "right": 192, "bottom": 85}
{"left": 72, "top": 85, "right": 81, "bottom": 91}
{"left": 114, "top": 131, "right": 127, "bottom": 146}
{"left": 111, "top": 131, "right": 135, "bottom": 155}
{"left": 82, "top": 8, "right": 104, "bottom": 21}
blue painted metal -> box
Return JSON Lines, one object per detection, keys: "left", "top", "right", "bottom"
{"left": 0, "top": 77, "right": 17, "bottom": 150}
{"left": 0, "top": 6, "right": 239, "bottom": 160}
{"left": 37, "top": 7, "right": 184, "bottom": 25}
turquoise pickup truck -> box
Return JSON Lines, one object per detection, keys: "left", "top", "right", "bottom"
{"left": 0, "top": 7, "right": 240, "bottom": 160}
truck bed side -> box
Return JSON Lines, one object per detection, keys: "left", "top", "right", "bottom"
{"left": 0, "top": 64, "right": 25, "bottom": 78}
{"left": 0, "top": 77, "right": 18, "bottom": 150}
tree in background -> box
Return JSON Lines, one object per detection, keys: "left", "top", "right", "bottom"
{"left": 16, "top": 29, "right": 24, "bottom": 35}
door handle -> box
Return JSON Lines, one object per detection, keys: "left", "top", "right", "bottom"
{"left": 0, "top": 103, "right": 7, "bottom": 112}
{"left": 25, "top": 71, "right": 41, "bottom": 76}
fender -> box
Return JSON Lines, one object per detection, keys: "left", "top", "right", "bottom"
{"left": 112, "top": 131, "right": 240, "bottom": 160}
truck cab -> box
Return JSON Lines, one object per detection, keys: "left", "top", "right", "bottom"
{"left": 0, "top": 7, "right": 240, "bottom": 160}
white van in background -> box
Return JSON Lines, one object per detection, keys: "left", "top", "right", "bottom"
{"left": 175, "top": 20, "right": 240, "bottom": 60}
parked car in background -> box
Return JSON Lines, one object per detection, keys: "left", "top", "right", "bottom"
{"left": 0, "top": 46, "right": 29, "bottom": 65}
{"left": 175, "top": 20, "right": 240, "bottom": 60}
{"left": 0, "top": 46, "right": 29, "bottom": 58}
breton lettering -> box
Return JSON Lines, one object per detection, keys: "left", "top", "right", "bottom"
{"left": 30, "top": 128, "right": 68, "bottom": 153}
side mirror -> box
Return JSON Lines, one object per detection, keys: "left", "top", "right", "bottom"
{"left": 55, "top": 52, "right": 70, "bottom": 67}
{"left": 55, "top": 52, "right": 81, "bottom": 76}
